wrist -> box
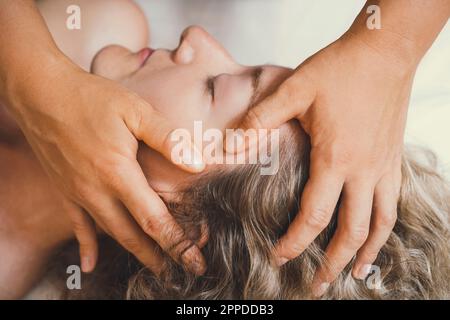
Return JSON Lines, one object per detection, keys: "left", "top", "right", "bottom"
{"left": 4, "top": 49, "right": 80, "bottom": 122}
{"left": 341, "top": 28, "right": 420, "bottom": 76}
{"left": 342, "top": 0, "right": 448, "bottom": 75}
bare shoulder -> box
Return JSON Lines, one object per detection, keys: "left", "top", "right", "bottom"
{"left": 37, "top": 0, "right": 149, "bottom": 70}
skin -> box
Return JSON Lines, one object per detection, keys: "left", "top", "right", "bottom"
{"left": 1, "top": 0, "right": 448, "bottom": 298}
{"left": 0, "top": 8, "right": 296, "bottom": 298}
{"left": 92, "top": 27, "right": 294, "bottom": 192}
{"left": 0, "top": 0, "right": 206, "bottom": 276}
{"left": 231, "top": 0, "right": 450, "bottom": 296}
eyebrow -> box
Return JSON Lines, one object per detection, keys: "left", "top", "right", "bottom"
{"left": 248, "top": 66, "right": 264, "bottom": 110}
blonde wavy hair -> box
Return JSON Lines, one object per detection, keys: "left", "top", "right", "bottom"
{"left": 56, "top": 130, "right": 450, "bottom": 300}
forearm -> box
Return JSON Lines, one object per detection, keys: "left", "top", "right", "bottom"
{"left": 346, "top": 0, "right": 450, "bottom": 69}
{"left": 0, "top": 0, "right": 71, "bottom": 113}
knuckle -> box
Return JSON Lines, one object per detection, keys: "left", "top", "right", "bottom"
{"left": 168, "top": 239, "right": 193, "bottom": 258}
{"left": 139, "top": 203, "right": 170, "bottom": 237}
{"left": 156, "top": 223, "right": 190, "bottom": 259}
{"left": 119, "top": 236, "right": 143, "bottom": 255}
{"left": 140, "top": 216, "right": 159, "bottom": 236}
{"left": 360, "top": 250, "right": 380, "bottom": 263}
{"left": 322, "top": 146, "right": 353, "bottom": 169}
{"left": 242, "top": 108, "right": 264, "bottom": 129}
{"left": 163, "top": 226, "right": 187, "bottom": 251}
{"left": 80, "top": 199, "right": 103, "bottom": 217}
{"left": 72, "top": 179, "right": 94, "bottom": 203}
{"left": 343, "top": 225, "right": 369, "bottom": 248}
{"left": 304, "top": 207, "right": 332, "bottom": 230}
{"left": 72, "top": 219, "right": 88, "bottom": 235}
{"left": 376, "top": 211, "right": 397, "bottom": 229}
{"left": 126, "top": 97, "right": 146, "bottom": 134}
{"left": 99, "top": 158, "right": 128, "bottom": 192}
{"left": 282, "top": 243, "right": 305, "bottom": 260}
{"left": 366, "top": 150, "right": 381, "bottom": 167}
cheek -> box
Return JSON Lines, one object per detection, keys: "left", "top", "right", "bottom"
{"left": 123, "top": 74, "right": 210, "bottom": 129}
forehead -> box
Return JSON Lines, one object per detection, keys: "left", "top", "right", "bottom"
{"left": 252, "top": 65, "right": 293, "bottom": 105}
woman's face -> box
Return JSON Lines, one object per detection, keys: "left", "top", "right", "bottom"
{"left": 91, "top": 26, "right": 295, "bottom": 191}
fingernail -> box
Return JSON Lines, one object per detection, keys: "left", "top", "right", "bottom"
{"left": 181, "top": 245, "right": 206, "bottom": 275}
{"left": 312, "top": 282, "right": 329, "bottom": 297}
{"left": 276, "top": 257, "right": 288, "bottom": 267}
{"left": 81, "top": 256, "right": 91, "bottom": 273}
{"left": 355, "top": 264, "right": 372, "bottom": 280}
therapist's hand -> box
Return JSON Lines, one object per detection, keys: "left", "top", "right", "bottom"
{"left": 231, "top": 32, "right": 417, "bottom": 295}
{"left": 11, "top": 60, "right": 206, "bottom": 276}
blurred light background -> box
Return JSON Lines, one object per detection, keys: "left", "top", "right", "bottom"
{"left": 135, "top": 0, "right": 450, "bottom": 176}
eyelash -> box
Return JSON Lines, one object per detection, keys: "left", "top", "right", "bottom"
{"left": 206, "top": 76, "right": 215, "bottom": 101}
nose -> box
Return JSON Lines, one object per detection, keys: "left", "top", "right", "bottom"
{"left": 180, "top": 25, "right": 211, "bottom": 47}
{"left": 174, "top": 25, "right": 232, "bottom": 65}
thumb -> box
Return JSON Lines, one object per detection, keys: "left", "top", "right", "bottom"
{"left": 224, "top": 66, "right": 316, "bottom": 153}
{"left": 231, "top": 67, "right": 316, "bottom": 141}
{"left": 128, "top": 98, "right": 205, "bottom": 173}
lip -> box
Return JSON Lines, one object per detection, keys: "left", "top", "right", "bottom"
{"left": 139, "top": 47, "right": 154, "bottom": 67}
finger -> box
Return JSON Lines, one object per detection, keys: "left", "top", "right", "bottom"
{"left": 111, "top": 161, "right": 206, "bottom": 275}
{"left": 91, "top": 196, "right": 166, "bottom": 275}
{"left": 274, "top": 164, "right": 344, "bottom": 265}
{"left": 67, "top": 205, "right": 98, "bottom": 273}
{"left": 312, "top": 181, "right": 373, "bottom": 297}
{"left": 226, "top": 69, "right": 316, "bottom": 152}
{"left": 197, "top": 222, "right": 209, "bottom": 249}
{"left": 239, "top": 70, "right": 316, "bottom": 130}
{"left": 128, "top": 100, "right": 205, "bottom": 173}
{"left": 352, "top": 174, "right": 399, "bottom": 280}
